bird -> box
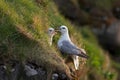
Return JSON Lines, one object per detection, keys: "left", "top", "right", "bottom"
{"left": 57, "top": 25, "right": 88, "bottom": 70}
{"left": 48, "top": 28, "right": 56, "bottom": 46}
{"left": 48, "top": 28, "right": 60, "bottom": 80}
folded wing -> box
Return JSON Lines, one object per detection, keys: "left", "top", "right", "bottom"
{"left": 59, "top": 41, "right": 89, "bottom": 59}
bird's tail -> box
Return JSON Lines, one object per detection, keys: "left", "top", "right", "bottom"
{"left": 78, "top": 49, "right": 89, "bottom": 59}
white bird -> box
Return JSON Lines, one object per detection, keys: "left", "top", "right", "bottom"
{"left": 57, "top": 25, "right": 88, "bottom": 70}
{"left": 48, "top": 28, "right": 56, "bottom": 46}
{"left": 48, "top": 28, "right": 59, "bottom": 80}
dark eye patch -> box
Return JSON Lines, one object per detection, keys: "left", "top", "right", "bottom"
{"left": 62, "top": 27, "right": 65, "bottom": 29}
{"left": 49, "top": 30, "right": 52, "bottom": 32}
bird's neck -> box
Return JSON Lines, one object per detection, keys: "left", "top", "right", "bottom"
{"left": 49, "top": 36, "right": 53, "bottom": 46}
{"left": 60, "top": 32, "right": 71, "bottom": 41}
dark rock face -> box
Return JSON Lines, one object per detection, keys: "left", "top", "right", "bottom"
{"left": 52, "top": 72, "right": 71, "bottom": 80}
{"left": 53, "top": 0, "right": 79, "bottom": 20}
{"left": 36, "top": 67, "right": 47, "bottom": 80}
{"left": 52, "top": 73, "right": 58, "bottom": 80}
{"left": 112, "top": 1, "right": 120, "bottom": 19}
{"left": 0, "top": 65, "right": 8, "bottom": 80}
{"left": 0, "top": 61, "right": 72, "bottom": 80}
{"left": 53, "top": 0, "right": 90, "bottom": 25}
{"left": 0, "top": 63, "right": 23, "bottom": 80}
{"left": 10, "top": 63, "right": 22, "bottom": 80}
{"left": 92, "top": 20, "right": 120, "bottom": 55}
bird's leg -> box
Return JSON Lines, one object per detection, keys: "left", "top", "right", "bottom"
{"left": 76, "top": 56, "right": 79, "bottom": 70}
{"left": 72, "top": 55, "right": 79, "bottom": 70}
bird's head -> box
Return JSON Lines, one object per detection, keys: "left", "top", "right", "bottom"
{"left": 48, "top": 28, "right": 56, "bottom": 37}
{"left": 58, "top": 25, "right": 68, "bottom": 34}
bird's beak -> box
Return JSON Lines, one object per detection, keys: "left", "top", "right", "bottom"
{"left": 51, "top": 31, "right": 57, "bottom": 35}
{"left": 54, "top": 31, "right": 57, "bottom": 35}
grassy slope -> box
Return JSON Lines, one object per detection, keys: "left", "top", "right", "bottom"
{"left": 0, "top": 0, "right": 117, "bottom": 80}
{"left": 0, "top": 0, "right": 70, "bottom": 75}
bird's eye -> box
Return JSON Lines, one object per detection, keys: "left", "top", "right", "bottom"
{"left": 62, "top": 27, "right": 65, "bottom": 29}
{"left": 49, "top": 30, "right": 52, "bottom": 32}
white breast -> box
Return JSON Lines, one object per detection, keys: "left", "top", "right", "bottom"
{"left": 58, "top": 38, "right": 63, "bottom": 48}
{"left": 57, "top": 33, "right": 71, "bottom": 48}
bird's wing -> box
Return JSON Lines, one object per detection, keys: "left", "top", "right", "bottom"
{"left": 59, "top": 41, "right": 88, "bottom": 59}
{"left": 59, "top": 40, "right": 77, "bottom": 54}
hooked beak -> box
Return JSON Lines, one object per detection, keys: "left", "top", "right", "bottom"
{"left": 54, "top": 31, "right": 57, "bottom": 35}
{"left": 51, "top": 30, "right": 57, "bottom": 35}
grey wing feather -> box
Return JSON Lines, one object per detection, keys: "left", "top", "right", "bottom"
{"left": 59, "top": 41, "right": 78, "bottom": 54}
{"left": 60, "top": 41, "right": 89, "bottom": 59}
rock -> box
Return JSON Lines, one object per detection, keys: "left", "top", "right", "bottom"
{"left": 52, "top": 72, "right": 70, "bottom": 80}
{"left": 92, "top": 20, "right": 120, "bottom": 55}
{"left": 37, "top": 67, "right": 46, "bottom": 76}
{"left": 36, "top": 67, "right": 47, "bottom": 80}
{"left": 24, "top": 65, "right": 38, "bottom": 77}
{"left": 52, "top": 73, "right": 59, "bottom": 80}
{"left": 61, "top": 73, "right": 67, "bottom": 79}
{"left": 112, "top": 1, "right": 120, "bottom": 19}
{"left": 105, "top": 21, "right": 120, "bottom": 45}
{"left": 59, "top": 73, "right": 69, "bottom": 80}
{"left": 10, "top": 63, "right": 24, "bottom": 80}
{"left": 0, "top": 65, "right": 8, "bottom": 80}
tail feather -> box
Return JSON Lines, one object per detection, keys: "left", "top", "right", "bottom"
{"left": 78, "top": 49, "right": 89, "bottom": 59}
{"left": 78, "top": 52, "right": 89, "bottom": 59}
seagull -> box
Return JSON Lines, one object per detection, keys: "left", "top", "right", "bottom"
{"left": 48, "top": 28, "right": 59, "bottom": 79}
{"left": 57, "top": 25, "right": 88, "bottom": 70}
{"left": 48, "top": 28, "right": 56, "bottom": 46}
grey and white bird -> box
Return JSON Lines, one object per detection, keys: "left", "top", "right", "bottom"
{"left": 57, "top": 25, "right": 88, "bottom": 70}
{"left": 48, "top": 28, "right": 56, "bottom": 46}
{"left": 48, "top": 28, "right": 59, "bottom": 80}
